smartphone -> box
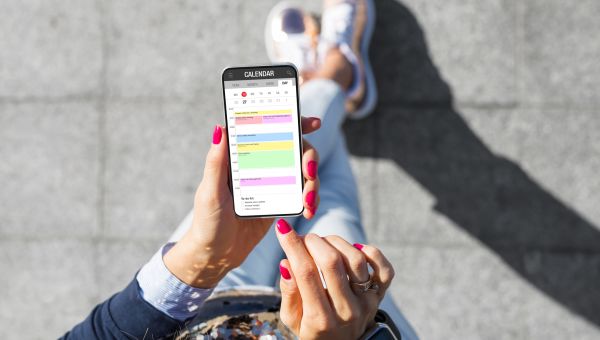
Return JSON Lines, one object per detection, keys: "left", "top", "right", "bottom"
{"left": 222, "top": 64, "right": 304, "bottom": 218}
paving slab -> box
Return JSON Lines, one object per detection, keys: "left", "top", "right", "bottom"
{"left": 343, "top": 115, "right": 378, "bottom": 232}
{"left": 382, "top": 245, "right": 600, "bottom": 340}
{"left": 461, "top": 107, "right": 600, "bottom": 228}
{"left": 103, "top": 100, "right": 214, "bottom": 239}
{"left": 96, "top": 239, "right": 163, "bottom": 299}
{"left": 373, "top": 0, "right": 517, "bottom": 106}
{"left": 362, "top": 106, "right": 600, "bottom": 252}
{"left": 521, "top": 0, "right": 600, "bottom": 107}
{"left": 0, "top": 102, "right": 99, "bottom": 237}
{"left": 349, "top": 157, "right": 377, "bottom": 234}
{"left": 0, "top": 0, "right": 102, "bottom": 98}
{"left": 371, "top": 158, "right": 476, "bottom": 247}
{"left": 105, "top": 0, "right": 242, "bottom": 100}
{"left": 0, "top": 239, "right": 96, "bottom": 339}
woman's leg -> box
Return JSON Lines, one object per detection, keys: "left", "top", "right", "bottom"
{"left": 168, "top": 77, "right": 418, "bottom": 340}
{"left": 285, "top": 80, "right": 420, "bottom": 340}
{"left": 292, "top": 109, "right": 419, "bottom": 340}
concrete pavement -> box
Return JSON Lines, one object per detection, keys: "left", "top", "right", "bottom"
{"left": 1, "top": 0, "right": 599, "bottom": 338}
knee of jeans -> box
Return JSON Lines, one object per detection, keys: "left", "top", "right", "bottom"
{"left": 300, "top": 79, "right": 345, "bottom": 115}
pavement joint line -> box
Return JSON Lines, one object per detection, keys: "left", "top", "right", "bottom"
{"left": 454, "top": 101, "right": 520, "bottom": 110}
{"left": 0, "top": 94, "right": 99, "bottom": 104}
{"left": 96, "top": 0, "right": 109, "bottom": 239}
{"left": 372, "top": 111, "right": 381, "bottom": 230}
{"left": 0, "top": 233, "right": 167, "bottom": 244}
{"left": 516, "top": 0, "right": 526, "bottom": 108}
{"left": 375, "top": 101, "right": 600, "bottom": 111}
{"left": 4, "top": 232, "right": 600, "bottom": 254}
{"left": 375, "top": 241, "right": 600, "bottom": 254}
{"left": 2, "top": 97, "right": 599, "bottom": 111}
{"left": 1, "top": 93, "right": 599, "bottom": 112}
{"left": 0, "top": 96, "right": 207, "bottom": 105}
{"left": 93, "top": 0, "right": 110, "bottom": 305}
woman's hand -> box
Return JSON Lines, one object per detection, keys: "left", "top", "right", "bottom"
{"left": 164, "top": 117, "right": 321, "bottom": 288}
{"left": 275, "top": 219, "right": 395, "bottom": 340}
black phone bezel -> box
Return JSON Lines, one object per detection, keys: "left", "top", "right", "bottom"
{"left": 221, "top": 64, "right": 305, "bottom": 219}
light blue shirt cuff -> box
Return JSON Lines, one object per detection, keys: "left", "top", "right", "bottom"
{"left": 136, "top": 242, "right": 214, "bottom": 321}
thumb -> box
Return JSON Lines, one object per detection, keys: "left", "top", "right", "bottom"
{"left": 279, "top": 259, "right": 302, "bottom": 333}
{"left": 202, "top": 125, "right": 230, "bottom": 194}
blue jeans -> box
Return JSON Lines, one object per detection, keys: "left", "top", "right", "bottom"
{"left": 170, "top": 79, "right": 418, "bottom": 340}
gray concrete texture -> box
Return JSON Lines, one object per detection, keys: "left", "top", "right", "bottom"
{"left": 1, "top": 0, "right": 599, "bottom": 338}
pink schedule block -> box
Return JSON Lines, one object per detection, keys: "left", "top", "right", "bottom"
{"left": 263, "top": 115, "right": 293, "bottom": 123}
{"left": 236, "top": 114, "right": 292, "bottom": 125}
{"left": 240, "top": 176, "right": 296, "bottom": 186}
{"left": 236, "top": 116, "right": 263, "bottom": 124}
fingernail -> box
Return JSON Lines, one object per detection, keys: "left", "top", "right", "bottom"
{"left": 279, "top": 264, "right": 291, "bottom": 280}
{"left": 308, "top": 207, "right": 316, "bottom": 216}
{"left": 307, "top": 160, "right": 317, "bottom": 178}
{"left": 353, "top": 243, "right": 364, "bottom": 251}
{"left": 305, "top": 191, "right": 316, "bottom": 208}
{"left": 212, "top": 125, "right": 222, "bottom": 144}
{"left": 276, "top": 219, "right": 292, "bottom": 234}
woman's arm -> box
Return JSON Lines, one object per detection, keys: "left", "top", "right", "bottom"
{"left": 61, "top": 119, "right": 321, "bottom": 339}
{"left": 60, "top": 278, "right": 185, "bottom": 339}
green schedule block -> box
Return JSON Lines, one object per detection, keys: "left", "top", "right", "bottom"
{"left": 238, "top": 150, "right": 295, "bottom": 169}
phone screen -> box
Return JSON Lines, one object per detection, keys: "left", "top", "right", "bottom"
{"left": 222, "top": 65, "right": 303, "bottom": 217}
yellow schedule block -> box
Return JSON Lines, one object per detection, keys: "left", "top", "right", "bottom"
{"left": 237, "top": 141, "right": 293, "bottom": 152}
{"left": 235, "top": 109, "right": 292, "bottom": 116}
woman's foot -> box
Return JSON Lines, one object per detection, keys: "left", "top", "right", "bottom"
{"left": 265, "top": 3, "right": 321, "bottom": 84}
{"left": 319, "top": 0, "right": 377, "bottom": 119}
{"left": 265, "top": 0, "right": 377, "bottom": 119}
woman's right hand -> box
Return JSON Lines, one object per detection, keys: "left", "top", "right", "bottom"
{"left": 163, "top": 118, "right": 321, "bottom": 289}
{"left": 275, "top": 219, "right": 395, "bottom": 340}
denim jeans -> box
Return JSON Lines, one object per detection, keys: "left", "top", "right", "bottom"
{"left": 170, "top": 79, "right": 418, "bottom": 340}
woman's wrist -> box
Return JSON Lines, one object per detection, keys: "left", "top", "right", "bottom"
{"left": 163, "top": 233, "right": 233, "bottom": 289}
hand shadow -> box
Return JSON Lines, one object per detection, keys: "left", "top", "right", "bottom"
{"left": 344, "top": 0, "right": 600, "bottom": 327}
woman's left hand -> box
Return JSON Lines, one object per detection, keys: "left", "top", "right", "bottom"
{"left": 164, "top": 117, "right": 321, "bottom": 288}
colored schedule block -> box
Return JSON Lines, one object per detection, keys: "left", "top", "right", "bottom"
{"left": 237, "top": 133, "right": 293, "bottom": 143}
{"left": 238, "top": 150, "right": 295, "bottom": 169}
{"left": 236, "top": 114, "right": 292, "bottom": 125}
{"left": 240, "top": 176, "right": 296, "bottom": 186}
{"left": 237, "top": 141, "right": 293, "bottom": 152}
{"left": 236, "top": 116, "right": 263, "bottom": 124}
{"left": 263, "top": 115, "right": 292, "bottom": 123}
{"left": 235, "top": 109, "right": 292, "bottom": 116}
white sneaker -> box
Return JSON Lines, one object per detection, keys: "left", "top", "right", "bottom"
{"left": 320, "top": 0, "right": 377, "bottom": 119}
{"left": 265, "top": 2, "right": 320, "bottom": 78}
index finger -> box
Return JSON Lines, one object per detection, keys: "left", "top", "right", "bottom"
{"left": 274, "top": 219, "right": 332, "bottom": 317}
{"left": 301, "top": 116, "right": 321, "bottom": 134}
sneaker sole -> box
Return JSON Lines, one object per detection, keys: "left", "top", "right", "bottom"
{"left": 347, "top": 0, "right": 377, "bottom": 120}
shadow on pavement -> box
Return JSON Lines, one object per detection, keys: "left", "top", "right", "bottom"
{"left": 344, "top": 0, "right": 600, "bottom": 327}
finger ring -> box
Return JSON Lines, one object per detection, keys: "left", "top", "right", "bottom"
{"left": 350, "top": 275, "right": 380, "bottom": 293}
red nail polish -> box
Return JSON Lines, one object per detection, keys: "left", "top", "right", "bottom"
{"left": 306, "top": 191, "right": 316, "bottom": 208}
{"left": 276, "top": 219, "right": 292, "bottom": 234}
{"left": 279, "top": 264, "right": 291, "bottom": 280}
{"left": 212, "top": 125, "right": 222, "bottom": 144}
{"left": 353, "top": 243, "right": 364, "bottom": 251}
{"left": 307, "top": 160, "right": 317, "bottom": 178}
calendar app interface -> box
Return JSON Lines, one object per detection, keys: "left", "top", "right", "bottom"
{"left": 222, "top": 66, "right": 303, "bottom": 217}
